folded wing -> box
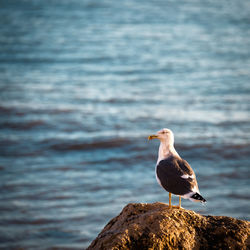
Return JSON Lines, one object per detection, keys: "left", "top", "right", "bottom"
{"left": 156, "top": 155, "right": 199, "bottom": 195}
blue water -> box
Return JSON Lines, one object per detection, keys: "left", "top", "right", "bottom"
{"left": 0, "top": 0, "right": 250, "bottom": 249}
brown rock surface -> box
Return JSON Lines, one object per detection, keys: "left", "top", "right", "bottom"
{"left": 87, "top": 202, "right": 250, "bottom": 250}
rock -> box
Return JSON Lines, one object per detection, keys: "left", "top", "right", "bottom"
{"left": 87, "top": 202, "right": 250, "bottom": 250}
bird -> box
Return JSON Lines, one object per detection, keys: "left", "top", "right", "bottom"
{"left": 148, "top": 128, "right": 206, "bottom": 208}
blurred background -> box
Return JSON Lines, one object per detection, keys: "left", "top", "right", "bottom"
{"left": 0, "top": 0, "right": 250, "bottom": 249}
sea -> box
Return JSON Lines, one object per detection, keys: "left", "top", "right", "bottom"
{"left": 0, "top": 0, "right": 250, "bottom": 249}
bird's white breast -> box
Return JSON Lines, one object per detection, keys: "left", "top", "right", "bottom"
{"left": 155, "top": 164, "right": 163, "bottom": 187}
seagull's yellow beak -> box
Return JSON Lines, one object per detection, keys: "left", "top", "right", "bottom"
{"left": 148, "top": 134, "right": 158, "bottom": 140}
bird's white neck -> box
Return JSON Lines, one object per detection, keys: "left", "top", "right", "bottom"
{"left": 157, "top": 140, "right": 179, "bottom": 164}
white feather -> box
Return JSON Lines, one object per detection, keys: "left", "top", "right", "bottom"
{"left": 181, "top": 174, "right": 194, "bottom": 179}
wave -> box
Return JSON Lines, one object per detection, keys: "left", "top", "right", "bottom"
{"left": 226, "top": 193, "right": 250, "bottom": 200}
{"left": 0, "top": 56, "right": 113, "bottom": 65}
{"left": 0, "top": 120, "right": 46, "bottom": 130}
{"left": 2, "top": 218, "right": 58, "bottom": 225}
{"left": 49, "top": 138, "right": 131, "bottom": 151}
{"left": 0, "top": 105, "right": 76, "bottom": 115}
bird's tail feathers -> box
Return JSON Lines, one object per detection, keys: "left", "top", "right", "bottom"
{"left": 190, "top": 193, "right": 206, "bottom": 203}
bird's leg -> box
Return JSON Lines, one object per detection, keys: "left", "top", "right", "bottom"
{"left": 169, "top": 192, "right": 172, "bottom": 208}
{"left": 178, "top": 196, "right": 181, "bottom": 209}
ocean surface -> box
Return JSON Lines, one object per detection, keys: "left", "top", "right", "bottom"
{"left": 0, "top": 0, "right": 250, "bottom": 249}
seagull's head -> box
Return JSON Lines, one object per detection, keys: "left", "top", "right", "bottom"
{"left": 148, "top": 128, "right": 174, "bottom": 144}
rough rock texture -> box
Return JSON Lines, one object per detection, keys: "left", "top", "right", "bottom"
{"left": 87, "top": 202, "right": 250, "bottom": 250}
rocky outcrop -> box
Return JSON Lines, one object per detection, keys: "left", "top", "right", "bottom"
{"left": 87, "top": 202, "right": 250, "bottom": 250}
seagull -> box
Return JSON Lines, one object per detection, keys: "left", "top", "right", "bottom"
{"left": 148, "top": 128, "right": 206, "bottom": 208}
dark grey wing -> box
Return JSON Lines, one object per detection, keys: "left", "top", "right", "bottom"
{"left": 156, "top": 156, "right": 198, "bottom": 195}
{"left": 178, "top": 158, "right": 194, "bottom": 176}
